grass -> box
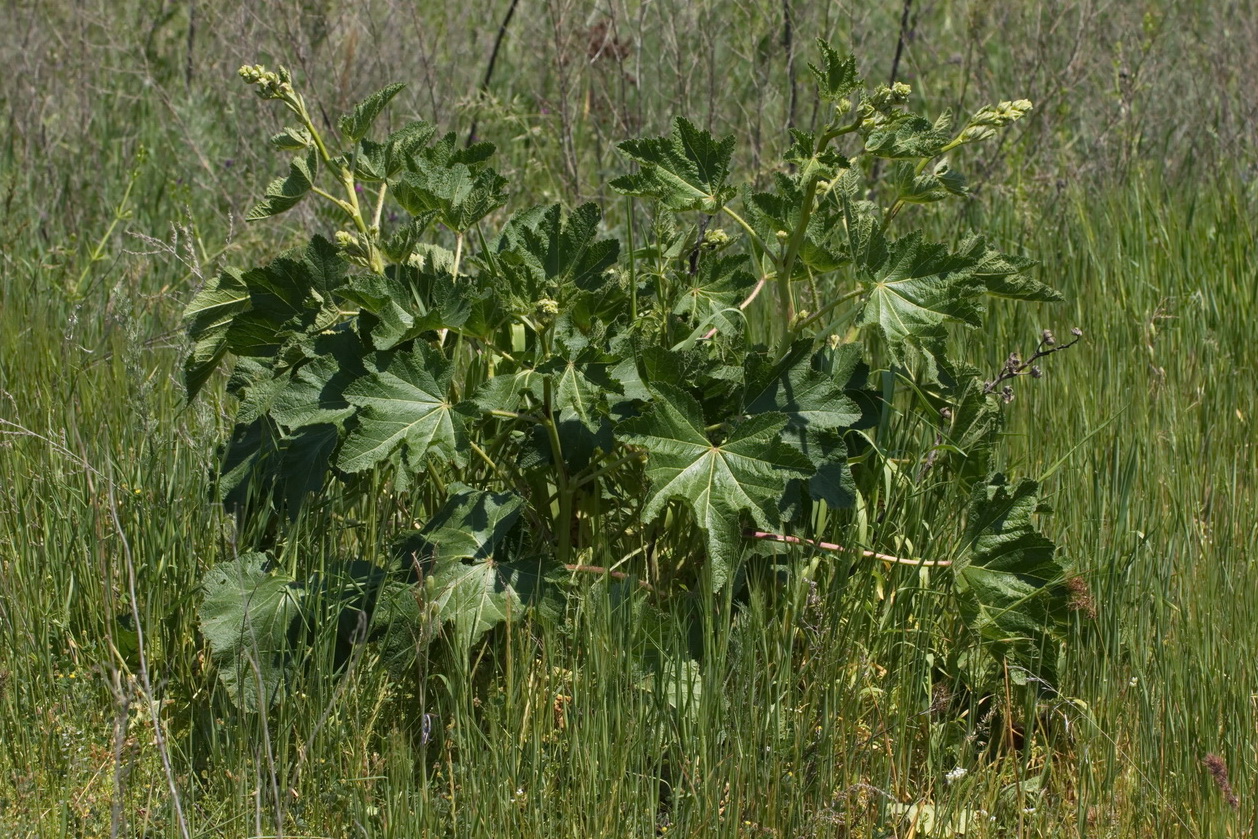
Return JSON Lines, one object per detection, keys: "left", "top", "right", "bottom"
{"left": 2, "top": 1, "right": 1256, "bottom": 836}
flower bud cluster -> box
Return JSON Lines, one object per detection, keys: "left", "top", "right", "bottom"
{"left": 702, "top": 228, "right": 731, "bottom": 249}
{"left": 239, "top": 64, "right": 295, "bottom": 100}
{"left": 869, "top": 82, "right": 912, "bottom": 111}
{"left": 958, "top": 100, "right": 1033, "bottom": 144}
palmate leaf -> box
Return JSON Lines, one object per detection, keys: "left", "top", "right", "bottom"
{"left": 954, "top": 475, "right": 1068, "bottom": 684}
{"left": 217, "top": 417, "right": 340, "bottom": 518}
{"left": 611, "top": 118, "right": 736, "bottom": 213}
{"left": 338, "top": 82, "right": 406, "bottom": 142}
{"left": 957, "top": 235, "right": 1061, "bottom": 302}
{"left": 338, "top": 343, "right": 471, "bottom": 473}
{"left": 671, "top": 253, "right": 757, "bottom": 342}
{"left": 856, "top": 232, "right": 984, "bottom": 375}
{"left": 619, "top": 384, "right": 813, "bottom": 588}
{"left": 246, "top": 148, "right": 317, "bottom": 220}
{"left": 269, "top": 329, "right": 368, "bottom": 430}
{"left": 745, "top": 341, "right": 863, "bottom": 514}
{"left": 407, "top": 485, "right": 525, "bottom": 564}
{"left": 864, "top": 114, "right": 951, "bottom": 159}
{"left": 225, "top": 235, "right": 348, "bottom": 358}
{"left": 496, "top": 203, "right": 620, "bottom": 306}
{"left": 199, "top": 553, "right": 307, "bottom": 711}
{"left": 393, "top": 161, "right": 508, "bottom": 233}
{"left": 344, "top": 265, "right": 473, "bottom": 351}
{"left": 353, "top": 120, "right": 437, "bottom": 183}
{"left": 395, "top": 486, "right": 546, "bottom": 650}
{"left": 743, "top": 340, "right": 862, "bottom": 434}
{"left": 182, "top": 267, "right": 250, "bottom": 399}
{"left": 809, "top": 39, "right": 862, "bottom": 103}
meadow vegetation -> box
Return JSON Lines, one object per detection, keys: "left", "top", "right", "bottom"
{"left": 1, "top": 2, "right": 1255, "bottom": 836}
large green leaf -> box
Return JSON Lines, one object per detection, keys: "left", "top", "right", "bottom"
{"left": 856, "top": 232, "right": 983, "bottom": 373}
{"left": 671, "top": 253, "right": 757, "bottom": 341}
{"left": 225, "top": 236, "right": 347, "bottom": 358}
{"left": 216, "top": 417, "right": 340, "bottom": 518}
{"left": 199, "top": 553, "right": 307, "bottom": 711}
{"left": 393, "top": 161, "right": 508, "bottom": 233}
{"left": 268, "top": 329, "right": 368, "bottom": 431}
{"left": 496, "top": 203, "right": 619, "bottom": 305}
{"left": 338, "top": 343, "right": 470, "bottom": 473}
{"left": 338, "top": 83, "right": 406, "bottom": 142}
{"left": 618, "top": 384, "right": 813, "bottom": 588}
{"left": 182, "top": 267, "right": 250, "bottom": 398}
{"left": 393, "top": 486, "right": 545, "bottom": 649}
{"left": 246, "top": 148, "right": 317, "bottom": 221}
{"left": 863, "top": 114, "right": 951, "bottom": 159}
{"left": 344, "top": 264, "right": 473, "bottom": 350}
{"left": 809, "top": 39, "right": 862, "bottom": 103}
{"left": 401, "top": 485, "right": 524, "bottom": 565}
{"left": 611, "top": 118, "right": 736, "bottom": 213}
{"left": 743, "top": 340, "right": 862, "bottom": 434}
{"left": 954, "top": 475, "right": 1068, "bottom": 684}
{"left": 958, "top": 235, "right": 1061, "bottom": 302}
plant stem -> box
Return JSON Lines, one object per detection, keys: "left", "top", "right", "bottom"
{"left": 563, "top": 564, "right": 652, "bottom": 589}
{"left": 746, "top": 530, "right": 950, "bottom": 566}
{"left": 543, "top": 377, "right": 573, "bottom": 565}
{"left": 720, "top": 205, "right": 769, "bottom": 258}
{"left": 372, "top": 182, "right": 389, "bottom": 229}
{"left": 571, "top": 450, "right": 647, "bottom": 490}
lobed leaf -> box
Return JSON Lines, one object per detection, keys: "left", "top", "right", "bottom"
{"left": 619, "top": 384, "right": 812, "bottom": 588}
{"left": 199, "top": 553, "right": 307, "bottom": 711}
{"left": 182, "top": 267, "right": 250, "bottom": 399}
{"left": 338, "top": 82, "right": 406, "bottom": 142}
{"left": 338, "top": 343, "right": 470, "bottom": 473}
{"left": 809, "top": 39, "right": 862, "bottom": 103}
{"left": 954, "top": 475, "right": 1068, "bottom": 684}
{"left": 611, "top": 118, "right": 736, "bottom": 213}
{"left": 246, "top": 148, "right": 317, "bottom": 221}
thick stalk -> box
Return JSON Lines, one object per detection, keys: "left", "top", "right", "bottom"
{"left": 542, "top": 377, "right": 573, "bottom": 565}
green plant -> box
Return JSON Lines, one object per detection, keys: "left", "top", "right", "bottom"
{"left": 184, "top": 44, "right": 1077, "bottom": 707}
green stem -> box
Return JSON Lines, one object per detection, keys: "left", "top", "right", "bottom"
{"left": 720, "top": 205, "right": 769, "bottom": 258}
{"left": 489, "top": 409, "right": 541, "bottom": 424}
{"left": 452, "top": 232, "right": 465, "bottom": 281}
{"left": 571, "top": 450, "right": 647, "bottom": 491}
{"left": 626, "top": 196, "right": 638, "bottom": 323}
{"left": 542, "top": 378, "right": 573, "bottom": 565}
{"left": 785, "top": 287, "right": 865, "bottom": 342}
{"left": 75, "top": 166, "right": 138, "bottom": 297}
{"left": 372, "top": 182, "right": 389, "bottom": 230}
{"left": 311, "top": 186, "right": 356, "bottom": 217}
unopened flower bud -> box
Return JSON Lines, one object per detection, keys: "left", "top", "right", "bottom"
{"left": 703, "top": 228, "right": 731, "bottom": 248}
{"left": 1070, "top": 327, "right": 1083, "bottom": 337}
{"left": 1001, "top": 386, "right": 1015, "bottom": 404}
{"left": 1041, "top": 329, "right": 1055, "bottom": 346}
{"left": 1030, "top": 366, "right": 1043, "bottom": 379}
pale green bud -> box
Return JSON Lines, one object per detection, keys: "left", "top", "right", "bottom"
{"left": 703, "top": 228, "right": 731, "bottom": 248}
{"left": 535, "top": 298, "right": 560, "bottom": 320}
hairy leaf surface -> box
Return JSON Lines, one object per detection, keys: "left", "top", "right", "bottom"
{"left": 619, "top": 385, "right": 812, "bottom": 587}
{"left": 338, "top": 343, "right": 469, "bottom": 472}
{"left": 612, "top": 118, "right": 736, "bottom": 213}
{"left": 954, "top": 475, "right": 1068, "bottom": 683}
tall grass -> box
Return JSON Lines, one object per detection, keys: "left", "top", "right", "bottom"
{"left": 2, "top": 2, "right": 1256, "bottom": 836}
